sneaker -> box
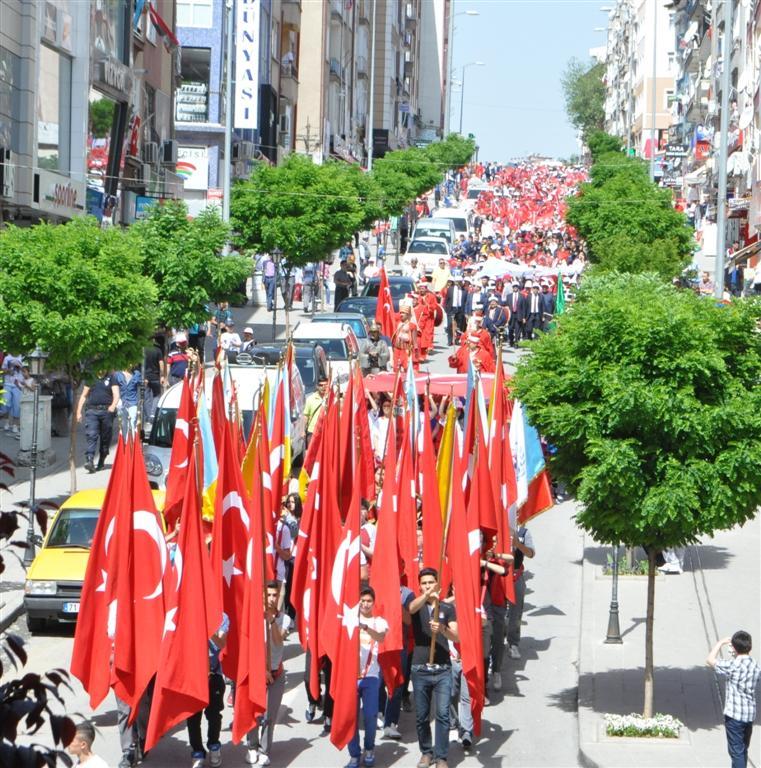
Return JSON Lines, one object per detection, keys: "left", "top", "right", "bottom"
{"left": 508, "top": 644, "right": 521, "bottom": 659}
{"left": 3, "top": 424, "right": 10, "bottom": 432}
{"left": 320, "top": 718, "right": 332, "bottom": 736}
{"left": 245, "top": 750, "right": 258, "bottom": 765}
{"left": 208, "top": 746, "right": 222, "bottom": 767}
{"left": 462, "top": 731, "right": 473, "bottom": 749}
{"left": 436, "top": 761, "right": 449, "bottom": 768}
{"left": 416, "top": 756, "right": 432, "bottom": 768}
{"left": 11, "top": 425, "right": 19, "bottom": 435}
{"left": 305, "top": 704, "right": 316, "bottom": 723}
{"left": 345, "top": 759, "right": 360, "bottom": 768}
{"left": 97, "top": 455, "right": 107, "bottom": 470}
{"left": 491, "top": 671, "right": 502, "bottom": 691}
{"left": 84, "top": 458, "right": 96, "bottom": 473}
{"left": 363, "top": 750, "right": 375, "bottom": 767}
{"left": 257, "top": 753, "right": 270, "bottom": 767}
{"left": 118, "top": 757, "right": 133, "bottom": 768}
{"left": 383, "top": 724, "right": 402, "bottom": 740}
{"left": 192, "top": 760, "right": 205, "bottom": 768}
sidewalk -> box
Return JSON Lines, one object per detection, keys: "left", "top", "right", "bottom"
{"left": 577, "top": 516, "right": 761, "bottom": 767}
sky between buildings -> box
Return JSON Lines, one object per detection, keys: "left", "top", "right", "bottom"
{"left": 452, "top": 0, "right": 606, "bottom": 161}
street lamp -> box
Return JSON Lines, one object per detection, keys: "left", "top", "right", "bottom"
{"left": 444, "top": 9, "right": 479, "bottom": 135}
{"left": 605, "top": 543, "right": 623, "bottom": 643}
{"left": 271, "top": 247, "right": 282, "bottom": 342}
{"left": 458, "top": 61, "right": 484, "bottom": 135}
{"left": 23, "top": 346, "right": 48, "bottom": 567}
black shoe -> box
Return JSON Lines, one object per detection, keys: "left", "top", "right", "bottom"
{"left": 402, "top": 692, "right": 412, "bottom": 712}
{"left": 84, "top": 458, "right": 96, "bottom": 473}
{"left": 305, "top": 704, "right": 316, "bottom": 723}
{"left": 462, "top": 731, "right": 473, "bottom": 749}
{"left": 97, "top": 455, "right": 107, "bottom": 471}
{"left": 321, "top": 718, "right": 331, "bottom": 736}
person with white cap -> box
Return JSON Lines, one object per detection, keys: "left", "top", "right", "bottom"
{"left": 391, "top": 300, "right": 419, "bottom": 371}
{"left": 444, "top": 275, "right": 467, "bottom": 346}
{"left": 484, "top": 295, "right": 508, "bottom": 340}
{"left": 525, "top": 283, "right": 543, "bottom": 340}
{"left": 506, "top": 282, "right": 527, "bottom": 347}
{"left": 220, "top": 321, "right": 242, "bottom": 357}
{"left": 241, "top": 327, "right": 257, "bottom": 353}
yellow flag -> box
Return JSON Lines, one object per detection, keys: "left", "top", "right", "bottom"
{"left": 435, "top": 401, "right": 456, "bottom": 522}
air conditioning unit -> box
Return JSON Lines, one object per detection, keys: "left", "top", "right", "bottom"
{"left": 279, "top": 113, "right": 291, "bottom": 134}
{"left": 233, "top": 141, "right": 256, "bottom": 161}
{"left": 161, "top": 139, "right": 178, "bottom": 166}
{"left": 142, "top": 141, "right": 159, "bottom": 164}
{"left": 0, "top": 147, "right": 14, "bottom": 199}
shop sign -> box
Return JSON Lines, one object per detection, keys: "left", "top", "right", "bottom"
{"left": 665, "top": 143, "right": 689, "bottom": 158}
{"left": 93, "top": 57, "right": 132, "bottom": 100}
{"left": 177, "top": 146, "right": 209, "bottom": 191}
{"left": 234, "top": 0, "right": 260, "bottom": 129}
{"left": 36, "top": 170, "right": 85, "bottom": 218}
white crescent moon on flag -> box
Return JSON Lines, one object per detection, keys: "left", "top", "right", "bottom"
{"left": 222, "top": 491, "right": 250, "bottom": 531}
{"left": 174, "top": 544, "right": 184, "bottom": 591}
{"left": 331, "top": 532, "right": 361, "bottom": 606}
{"left": 176, "top": 418, "right": 189, "bottom": 438}
{"left": 133, "top": 510, "right": 168, "bottom": 600}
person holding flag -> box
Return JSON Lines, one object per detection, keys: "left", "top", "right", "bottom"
{"left": 345, "top": 586, "right": 388, "bottom": 768}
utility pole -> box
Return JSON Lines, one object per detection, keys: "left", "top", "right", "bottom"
{"left": 649, "top": 0, "right": 657, "bottom": 183}
{"left": 222, "top": 0, "right": 235, "bottom": 223}
{"left": 714, "top": 0, "right": 734, "bottom": 299}
{"left": 366, "top": 0, "right": 377, "bottom": 170}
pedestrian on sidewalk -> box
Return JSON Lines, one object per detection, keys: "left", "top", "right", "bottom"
{"left": 76, "top": 370, "right": 119, "bottom": 473}
{"left": 67, "top": 720, "right": 109, "bottom": 767}
{"left": 707, "top": 631, "right": 760, "bottom": 768}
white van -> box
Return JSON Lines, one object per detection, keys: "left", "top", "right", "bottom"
{"left": 432, "top": 207, "right": 470, "bottom": 236}
{"left": 412, "top": 217, "right": 457, "bottom": 246}
{"left": 143, "top": 360, "right": 307, "bottom": 489}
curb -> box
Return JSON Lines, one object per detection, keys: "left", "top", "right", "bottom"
{"left": 577, "top": 531, "right": 599, "bottom": 768}
{"left": 0, "top": 592, "right": 25, "bottom": 634}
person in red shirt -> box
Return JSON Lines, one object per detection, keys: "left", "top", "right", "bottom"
{"left": 391, "top": 301, "right": 419, "bottom": 371}
{"left": 415, "top": 283, "right": 438, "bottom": 360}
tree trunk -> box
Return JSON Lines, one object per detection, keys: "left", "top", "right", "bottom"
{"left": 643, "top": 547, "right": 657, "bottom": 718}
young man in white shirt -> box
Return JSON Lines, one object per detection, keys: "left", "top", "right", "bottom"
{"left": 68, "top": 721, "right": 110, "bottom": 767}
{"left": 346, "top": 586, "right": 388, "bottom": 768}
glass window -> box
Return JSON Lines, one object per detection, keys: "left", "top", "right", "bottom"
{"left": 37, "top": 45, "right": 71, "bottom": 173}
{"left": 176, "top": 48, "right": 211, "bottom": 123}
{"left": 0, "top": 47, "right": 21, "bottom": 153}
{"left": 177, "top": 0, "right": 213, "bottom": 28}
{"left": 149, "top": 407, "right": 177, "bottom": 448}
{"left": 91, "top": 0, "right": 127, "bottom": 63}
{"left": 47, "top": 509, "right": 99, "bottom": 548}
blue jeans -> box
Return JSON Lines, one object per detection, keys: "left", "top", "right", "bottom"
{"left": 382, "top": 647, "right": 408, "bottom": 727}
{"left": 348, "top": 675, "right": 380, "bottom": 759}
{"left": 264, "top": 276, "right": 276, "bottom": 310}
{"left": 725, "top": 715, "right": 753, "bottom": 768}
{"left": 411, "top": 664, "right": 452, "bottom": 761}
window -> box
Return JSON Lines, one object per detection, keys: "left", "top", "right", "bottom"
{"left": 47, "top": 509, "right": 99, "bottom": 548}
{"left": 0, "top": 47, "right": 22, "bottom": 153}
{"left": 176, "top": 47, "right": 211, "bottom": 123}
{"left": 177, "top": 0, "right": 213, "bottom": 28}
{"left": 37, "top": 44, "right": 72, "bottom": 173}
{"left": 664, "top": 88, "right": 674, "bottom": 110}
{"left": 91, "top": 0, "right": 128, "bottom": 63}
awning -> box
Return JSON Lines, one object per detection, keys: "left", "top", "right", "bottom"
{"left": 726, "top": 239, "right": 761, "bottom": 268}
{"left": 685, "top": 166, "right": 707, "bottom": 185}
{"left": 364, "top": 372, "right": 498, "bottom": 399}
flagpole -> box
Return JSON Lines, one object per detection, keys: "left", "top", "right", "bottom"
{"left": 256, "top": 413, "right": 273, "bottom": 675}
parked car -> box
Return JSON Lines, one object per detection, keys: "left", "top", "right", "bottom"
{"left": 235, "top": 343, "right": 329, "bottom": 396}
{"left": 291, "top": 321, "right": 360, "bottom": 384}
{"left": 404, "top": 236, "right": 451, "bottom": 274}
{"left": 362, "top": 275, "right": 416, "bottom": 310}
{"left": 411, "top": 217, "right": 456, "bottom": 246}
{"left": 313, "top": 312, "right": 371, "bottom": 352}
{"left": 431, "top": 207, "right": 470, "bottom": 236}
{"left": 23, "top": 488, "right": 165, "bottom": 633}
{"left": 335, "top": 296, "right": 378, "bottom": 320}
{"left": 144, "top": 360, "right": 307, "bottom": 489}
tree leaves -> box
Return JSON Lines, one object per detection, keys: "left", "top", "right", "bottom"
{"left": 513, "top": 273, "right": 761, "bottom": 549}
{"left": 560, "top": 59, "right": 606, "bottom": 142}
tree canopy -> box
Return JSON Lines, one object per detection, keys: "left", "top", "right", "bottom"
{"left": 0, "top": 217, "right": 156, "bottom": 378}
{"left": 129, "top": 200, "right": 250, "bottom": 329}
{"left": 566, "top": 142, "right": 693, "bottom": 279}
{"left": 560, "top": 59, "right": 606, "bottom": 142}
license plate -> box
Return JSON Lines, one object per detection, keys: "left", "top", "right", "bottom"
{"left": 62, "top": 602, "right": 80, "bottom": 614}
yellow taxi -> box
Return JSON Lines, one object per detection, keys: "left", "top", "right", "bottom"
{"left": 23, "top": 488, "right": 165, "bottom": 633}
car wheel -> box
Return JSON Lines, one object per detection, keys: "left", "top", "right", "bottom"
{"left": 26, "top": 615, "right": 46, "bottom": 634}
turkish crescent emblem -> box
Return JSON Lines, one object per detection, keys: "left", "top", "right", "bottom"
{"left": 133, "top": 510, "right": 168, "bottom": 600}
{"left": 331, "top": 531, "right": 361, "bottom": 605}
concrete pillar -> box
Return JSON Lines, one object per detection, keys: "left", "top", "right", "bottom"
{"left": 17, "top": 393, "right": 56, "bottom": 467}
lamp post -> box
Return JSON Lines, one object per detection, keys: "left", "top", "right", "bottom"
{"left": 271, "top": 247, "right": 282, "bottom": 342}
{"left": 458, "top": 61, "right": 484, "bottom": 135}
{"left": 605, "top": 542, "right": 623, "bottom": 643}
{"left": 444, "top": 8, "right": 479, "bottom": 135}
{"left": 23, "top": 346, "right": 48, "bottom": 566}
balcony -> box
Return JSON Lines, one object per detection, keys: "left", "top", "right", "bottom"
{"left": 405, "top": 5, "right": 417, "bottom": 29}
{"left": 356, "top": 56, "right": 368, "bottom": 78}
{"left": 404, "top": 58, "right": 413, "bottom": 77}
{"left": 329, "top": 57, "right": 344, "bottom": 81}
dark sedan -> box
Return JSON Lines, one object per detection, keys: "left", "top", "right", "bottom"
{"left": 362, "top": 275, "right": 416, "bottom": 310}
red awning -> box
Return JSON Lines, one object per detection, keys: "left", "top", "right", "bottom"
{"left": 364, "top": 372, "right": 500, "bottom": 398}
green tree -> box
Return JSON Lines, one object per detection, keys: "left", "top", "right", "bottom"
{"left": 0, "top": 217, "right": 157, "bottom": 490}
{"left": 129, "top": 200, "right": 249, "bottom": 329}
{"left": 231, "top": 154, "right": 366, "bottom": 265}
{"left": 88, "top": 97, "right": 115, "bottom": 138}
{"left": 424, "top": 133, "right": 476, "bottom": 170}
{"left": 513, "top": 273, "right": 761, "bottom": 718}
{"left": 586, "top": 131, "right": 623, "bottom": 162}
{"left": 560, "top": 59, "right": 606, "bottom": 142}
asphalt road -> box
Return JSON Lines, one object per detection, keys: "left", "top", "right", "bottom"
{"left": 7, "top": 306, "right": 585, "bottom": 768}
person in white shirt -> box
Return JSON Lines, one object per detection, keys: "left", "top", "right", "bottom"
{"left": 68, "top": 721, "right": 111, "bottom": 767}
{"left": 219, "top": 321, "right": 242, "bottom": 355}
{"left": 404, "top": 257, "right": 423, "bottom": 283}
{"left": 346, "top": 587, "right": 388, "bottom": 768}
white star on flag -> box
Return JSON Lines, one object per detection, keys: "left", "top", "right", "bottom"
{"left": 222, "top": 554, "right": 242, "bottom": 586}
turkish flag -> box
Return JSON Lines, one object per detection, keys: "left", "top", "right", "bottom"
{"left": 396, "top": 415, "right": 418, "bottom": 588}
{"left": 370, "top": 420, "right": 403, "bottom": 694}
{"left": 111, "top": 439, "right": 173, "bottom": 719}
{"left": 419, "top": 397, "right": 444, "bottom": 575}
{"left": 352, "top": 367, "right": 378, "bottom": 502}
{"left": 232, "top": 416, "right": 269, "bottom": 744}
{"left": 447, "top": 448, "right": 484, "bottom": 736}
{"left": 374, "top": 266, "right": 397, "bottom": 339}
{"left": 210, "top": 417, "right": 253, "bottom": 682}
{"left": 210, "top": 369, "right": 227, "bottom": 455}
{"left": 327, "top": 468, "right": 361, "bottom": 750}
{"left": 163, "top": 377, "right": 194, "bottom": 531}
{"left": 145, "top": 426, "right": 223, "bottom": 751}
{"left": 71, "top": 435, "right": 127, "bottom": 709}
{"left": 269, "top": 367, "right": 287, "bottom": 510}
{"left": 518, "top": 470, "right": 554, "bottom": 525}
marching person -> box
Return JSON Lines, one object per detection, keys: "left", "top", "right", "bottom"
{"left": 507, "top": 526, "right": 535, "bottom": 660}
{"left": 359, "top": 324, "right": 391, "bottom": 376}
{"left": 540, "top": 281, "right": 556, "bottom": 331}
{"left": 524, "top": 283, "right": 543, "bottom": 339}
{"left": 304, "top": 375, "right": 329, "bottom": 446}
{"left": 444, "top": 276, "right": 467, "bottom": 346}
{"left": 187, "top": 614, "right": 228, "bottom": 768}
{"left": 246, "top": 581, "right": 292, "bottom": 766}
{"left": 483, "top": 295, "right": 508, "bottom": 340}
{"left": 505, "top": 282, "right": 527, "bottom": 346}
{"left": 77, "top": 369, "right": 120, "bottom": 473}
{"left": 391, "top": 300, "right": 419, "bottom": 372}
{"left": 345, "top": 586, "right": 388, "bottom": 768}
{"left": 405, "top": 568, "right": 459, "bottom": 768}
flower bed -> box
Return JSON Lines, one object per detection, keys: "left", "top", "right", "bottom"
{"left": 604, "top": 713, "right": 683, "bottom": 738}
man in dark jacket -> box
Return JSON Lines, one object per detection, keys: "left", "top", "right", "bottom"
{"left": 540, "top": 281, "right": 556, "bottom": 331}
{"left": 444, "top": 276, "right": 467, "bottom": 346}
{"left": 505, "top": 282, "right": 527, "bottom": 346}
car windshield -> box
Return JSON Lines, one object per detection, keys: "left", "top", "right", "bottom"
{"left": 364, "top": 281, "right": 412, "bottom": 299}
{"left": 319, "top": 317, "right": 366, "bottom": 338}
{"left": 47, "top": 508, "right": 99, "bottom": 548}
{"left": 408, "top": 240, "right": 448, "bottom": 255}
{"left": 295, "top": 355, "right": 316, "bottom": 387}
{"left": 298, "top": 338, "right": 347, "bottom": 360}
{"left": 149, "top": 407, "right": 177, "bottom": 448}
{"left": 467, "top": 188, "right": 484, "bottom": 199}
{"left": 336, "top": 300, "right": 375, "bottom": 318}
